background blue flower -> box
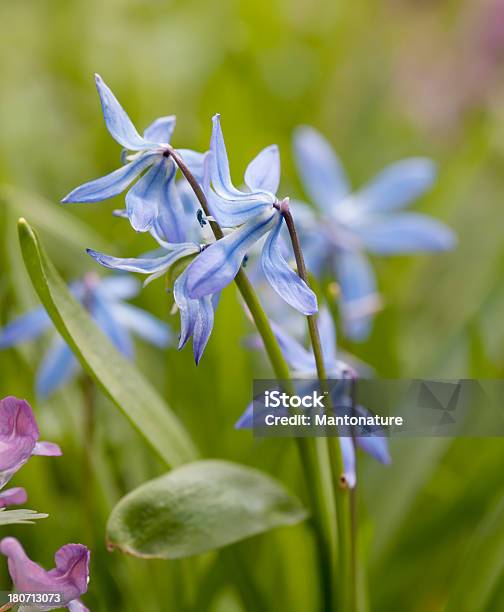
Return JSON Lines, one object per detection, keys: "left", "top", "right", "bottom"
{"left": 236, "top": 308, "right": 390, "bottom": 487}
{"left": 0, "top": 275, "right": 172, "bottom": 398}
{"left": 292, "top": 126, "right": 457, "bottom": 340}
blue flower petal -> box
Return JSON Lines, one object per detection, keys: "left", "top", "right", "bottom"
{"left": 244, "top": 145, "right": 280, "bottom": 194}
{"left": 356, "top": 435, "right": 391, "bottom": 465}
{"left": 109, "top": 302, "right": 173, "bottom": 348}
{"left": 173, "top": 267, "right": 216, "bottom": 364}
{"left": 125, "top": 157, "right": 175, "bottom": 232}
{"left": 155, "top": 164, "right": 188, "bottom": 243}
{"left": 91, "top": 298, "right": 134, "bottom": 359}
{"left": 206, "top": 173, "right": 271, "bottom": 227}
{"left": 357, "top": 213, "right": 457, "bottom": 254}
{"left": 193, "top": 294, "right": 215, "bottom": 364}
{"left": 204, "top": 125, "right": 273, "bottom": 227}
{"left": 293, "top": 126, "right": 350, "bottom": 213}
{"left": 61, "top": 153, "right": 158, "bottom": 204}
{"left": 97, "top": 276, "right": 141, "bottom": 301}
{"left": 0, "top": 308, "right": 51, "bottom": 349}
{"left": 186, "top": 209, "right": 277, "bottom": 299}
{"left": 235, "top": 389, "right": 287, "bottom": 429}
{"left": 173, "top": 271, "right": 198, "bottom": 350}
{"left": 143, "top": 116, "right": 176, "bottom": 144}
{"left": 36, "top": 338, "right": 79, "bottom": 399}
{"left": 269, "top": 320, "right": 315, "bottom": 372}
{"left": 87, "top": 243, "right": 199, "bottom": 276}
{"left": 210, "top": 115, "right": 274, "bottom": 202}
{"left": 355, "top": 158, "right": 436, "bottom": 213}
{"left": 95, "top": 74, "right": 153, "bottom": 150}
{"left": 210, "top": 114, "right": 248, "bottom": 198}
{"left": 235, "top": 402, "right": 254, "bottom": 429}
{"left": 339, "top": 437, "right": 356, "bottom": 488}
{"left": 335, "top": 249, "right": 380, "bottom": 341}
{"left": 261, "top": 214, "right": 318, "bottom": 315}
{"left": 354, "top": 405, "right": 391, "bottom": 464}
{"left": 317, "top": 308, "right": 338, "bottom": 366}
{"left": 67, "top": 599, "right": 89, "bottom": 612}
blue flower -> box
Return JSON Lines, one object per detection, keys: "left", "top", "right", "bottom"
{"left": 0, "top": 275, "right": 172, "bottom": 398}
{"left": 235, "top": 308, "right": 391, "bottom": 488}
{"left": 292, "top": 126, "right": 456, "bottom": 340}
{"left": 87, "top": 189, "right": 215, "bottom": 364}
{"left": 87, "top": 245, "right": 214, "bottom": 365}
{"left": 184, "top": 115, "right": 318, "bottom": 316}
{"left": 62, "top": 74, "right": 204, "bottom": 238}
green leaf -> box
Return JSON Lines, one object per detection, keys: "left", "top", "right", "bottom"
{"left": 106, "top": 459, "right": 308, "bottom": 559}
{"left": 0, "top": 508, "right": 48, "bottom": 526}
{"left": 446, "top": 496, "right": 504, "bottom": 612}
{"left": 17, "top": 218, "right": 198, "bottom": 467}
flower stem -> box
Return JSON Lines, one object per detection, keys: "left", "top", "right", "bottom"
{"left": 167, "top": 147, "right": 224, "bottom": 239}
{"left": 349, "top": 376, "right": 359, "bottom": 611}
{"left": 283, "top": 207, "right": 355, "bottom": 612}
{"left": 169, "top": 148, "right": 336, "bottom": 611}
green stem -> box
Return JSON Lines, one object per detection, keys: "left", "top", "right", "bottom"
{"left": 283, "top": 206, "right": 355, "bottom": 612}
{"left": 81, "top": 372, "right": 96, "bottom": 543}
{"left": 349, "top": 377, "right": 358, "bottom": 611}
{"left": 169, "top": 148, "right": 336, "bottom": 611}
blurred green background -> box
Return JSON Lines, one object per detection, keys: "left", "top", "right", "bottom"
{"left": 0, "top": 0, "right": 503, "bottom": 610}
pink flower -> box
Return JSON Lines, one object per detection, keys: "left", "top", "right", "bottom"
{"left": 0, "top": 397, "right": 62, "bottom": 503}
{"left": 0, "top": 538, "right": 90, "bottom": 611}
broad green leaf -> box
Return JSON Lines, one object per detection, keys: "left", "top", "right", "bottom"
{"left": 106, "top": 459, "right": 308, "bottom": 559}
{"left": 0, "top": 508, "right": 48, "bottom": 526}
{"left": 446, "top": 496, "right": 504, "bottom": 612}
{"left": 18, "top": 218, "right": 198, "bottom": 467}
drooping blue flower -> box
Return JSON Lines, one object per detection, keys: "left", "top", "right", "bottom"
{"left": 62, "top": 74, "right": 204, "bottom": 238}
{"left": 87, "top": 242, "right": 215, "bottom": 365}
{"left": 292, "top": 126, "right": 456, "bottom": 340}
{"left": 235, "top": 308, "right": 390, "bottom": 487}
{"left": 88, "top": 178, "right": 216, "bottom": 363}
{"left": 0, "top": 275, "right": 172, "bottom": 398}
{"left": 0, "top": 537, "right": 90, "bottom": 611}
{"left": 184, "top": 115, "right": 318, "bottom": 316}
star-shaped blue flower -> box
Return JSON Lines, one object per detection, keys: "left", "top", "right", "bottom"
{"left": 235, "top": 308, "right": 391, "bottom": 488}
{"left": 87, "top": 176, "right": 217, "bottom": 364}
{"left": 293, "top": 126, "right": 456, "bottom": 340}
{"left": 184, "top": 115, "right": 318, "bottom": 316}
{"left": 0, "top": 275, "right": 172, "bottom": 398}
{"left": 62, "top": 74, "right": 204, "bottom": 239}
